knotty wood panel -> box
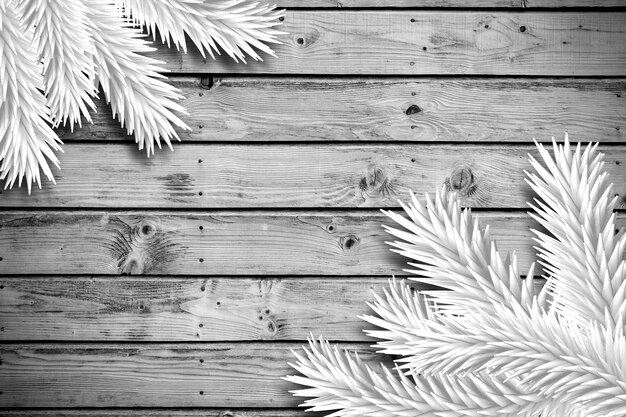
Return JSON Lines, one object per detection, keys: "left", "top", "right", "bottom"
{"left": 56, "top": 77, "right": 626, "bottom": 144}
{"left": 0, "top": 343, "right": 379, "bottom": 407}
{"left": 155, "top": 12, "right": 626, "bottom": 75}
{"left": 0, "top": 276, "right": 546, "bottom": 342}
{"left": 0, "top": 211, "right": 624, "bottom": 275}
{"left": 0, "top": 410, "right": 308, "bottom": 417}
{"left": 276, "top": 0, "right": 626, "bottom": 6}
{"left": 2, "top": 145, "right": 625, "bottom": 209}
{"left": 0, "top": 277, "right": 385, "bottom": 341}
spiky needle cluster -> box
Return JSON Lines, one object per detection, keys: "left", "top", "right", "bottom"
{"left": 286, "top": 135, "right": 626, "bottom": 417}
{"left": 0, "top": 0, "right": 284, "bottom": 192}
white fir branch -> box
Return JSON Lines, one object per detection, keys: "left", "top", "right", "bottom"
{"left": 86, "top": 0, "right": 190, "bottom": 156}
{"left": 117, "top": 0, "right": 284, "bottom": 63}
{"left": 0, "top": 0, "right": 283, "bottom": 190}
{"left": 526, "top": 136, "right": 626, "bottom": 331}
{"left": 397, "top": 301, "right": 626, "bottom": 417}
{"left": 286, "top": 337, "right": 571, "bottom": 417}
{"left": 381, "top": 188, "right": 545, "bottom": 317}
{"left": 0, "top": 3, "right": 62, "bottom": 193}
{"left": 288, "top": 135, "right": 626, "bottom": 416}
{"left": 20, "top": 0, "right": 98, "bottom": 129}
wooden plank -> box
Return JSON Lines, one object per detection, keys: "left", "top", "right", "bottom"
{"left": 0, "top": 276, "right": 546, "bottom": 342}
{"left": 1, "top": 145, "right": 625, "bottom": 209}
{"left": 0, "top": 211, "right": 624, "bottom": 275}
{"left": 0, "top": 343, "right": 378, "bottom": 407}
{"left": 56, "top": 77, "right": 626, "bottom": 144}
{"left": 0, "top": 410, "right": 310, "bottom": 417}
{"left": 0, "top": 277, "right": 385, "bottom": 341}
{"left": 277, "top": 0, "right": 626, "bottom": 6}
{"left": 154, "top": 11, "right": 626, "bottom": 75}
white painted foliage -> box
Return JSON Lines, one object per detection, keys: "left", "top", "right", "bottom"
{"left": 286, "top": 135, "right": 626, "bottom": 417}
{"left": 0, "top": 0, "right": 284, "bottom": 192}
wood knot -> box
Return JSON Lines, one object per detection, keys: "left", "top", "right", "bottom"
{"left": 405, "top": 104, "right": 422, "bottom": 115}
{"left": 294, "top": 30, "right": 319, "bottom": 48}
{"left": 340, "top": 235, "right": 360, "bottom": 251}
{"left": 359, "top": 164, "right": 397, "bottom": 199}
{"left": 444, "top": 167, "right": 477, "bottom": 197}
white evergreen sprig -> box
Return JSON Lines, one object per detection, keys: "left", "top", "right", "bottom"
{"left": 117, "top": 0, "right": 285, "bottom": 63}
{"left": 287, "top": 135, "right": 626, "bottom": 416}
{"left": 0, "top": 0, "right": 284, "bottom": 192}
{"left": 87, "top": 0, "right": 190, "bottom": 156}
{"left": 20, "top": 0, "right": 98, "bottom": 129}
{"left": 526, "top": 135, "right": 626, "bottom": 331}
{"left": 0, "top": 3, "right": 63, "bottom": 192}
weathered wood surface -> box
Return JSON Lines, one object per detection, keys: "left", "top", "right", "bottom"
{"left": 56, "top": 77, "right": 626, "bottom": 143}
{"left": 0, "top": 211, "right": 624, "bottom": 275}
{"left": 0, "top": 343, "right": 378, "bottom": 407}
{"left": 277, "top": 0, "right": 626, "bottom": 6}
{"left": 0, "top": 410, "right": 311, "bottom": 417}
{"left": 155, "top": 12, "right": 626, "bottom": 75}
{"left": 0, "top": 277, "right": 384, "bottom": 341}
{"left": 0, "top": 276, "right": 546, "bottom": 342}
{"left": 2, "top": 145, "right": 625, "bottom": 208}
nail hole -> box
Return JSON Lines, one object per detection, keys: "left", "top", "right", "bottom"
{"left": 296, "top": 37, "right": 304, "bottom": 45}
{"left": 216, "top": 301, "right": 221, "bottom": 306}
{"left": 520, "top": 26, "right": 526, "bottom": 32}
{"left": 199, "top": 359, "right": 204, "bottom": 363}
{"left": 198, "top": 159, "right": 202, "bottom": 163}
{"left": 411, "top": 158, "right": 416, "bottom": 163}
{"left": 484, "top": 24, "right": 489, "bottom": 28}
{"left": 199, "top": 391, "right": 204, "bottom": 395}
{"left": 279, "top": 16, "right": 284, "bottom": 21}
{"left": 198, "top": 191, "right": 203, "bottom": 196}
{"left": 199, "top": 323, "right": 203, "bottom": 328}
{"left": 410, "top": 18, "right": 415, "bottom": 22}
{"left": 422, "top": 46, "right": 427, "bottom": 51}
{"left": 199, "top": 225, "right": 204, "bottom": 231}
{"left": 199, "top": 258, "right": 204, "bottom": 263}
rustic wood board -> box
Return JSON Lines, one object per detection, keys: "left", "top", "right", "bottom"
{"left": 0, "top": 343, "right": 378, "bottom": 408}
{"left": 0, "top": 276, "right": 385, "bottom": 342}
{"left": 0, "top": 211, "right": 624, "bottom": 275}
{"left": 0, "top": 410, "right": 310, "bottom": 417}
{"left": 0, "top": 276, "right": 546, "bottom": 342}
{"left": 1, "top": 145, "right": 624, "bottom": 209}
{"left": 56, "top": 77, "right": 626, "bottom": 144}
{"left": 154, "top": 11, "right": 626, "bottom": 75}
{"left": 275, "top": 0, "right": 626, "bottom": 6}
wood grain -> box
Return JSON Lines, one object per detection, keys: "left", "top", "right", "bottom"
{"left": 276, "top": 0, "right": 626, "bottom": 6}
{"left": 56, "top": 77, "right": 626, "bottom": 144}
{"left": 1, "top": 145, "right": 625, "bottom": 209}
{"left": 154, "top": 11, "right": 626, "bottom": 75}
{"left": 0, "top": 410, "right": 310, "bottom": 417}
{"left": 0, "top": 211, "right": 624, "bottom": 276}
{"left": 0, "top": 277, "right": 386, "bottom": 341}
{"left": 0, "top": 343, "right": 380, "bottom": 407}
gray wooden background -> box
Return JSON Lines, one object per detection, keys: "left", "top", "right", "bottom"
{"left": 1, "top": 1, "right": 625, "bottom": 416}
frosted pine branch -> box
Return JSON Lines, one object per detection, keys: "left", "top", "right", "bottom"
{"left": 118, "top": 0, "right": 284, "bottom": 63}
{"left": 526, "top": 136, "right": 626, "bottom": 331}
{"left": 0, "top": 3, "right": 63, "bottom": 193}
{"left": 20, "top": 0, "right": 98, "bottom": 129}
{"left": 86, "top": 0, "right": 190, "bottom": 156}
{"left": 286, "top": 337, "right": 572, "bottom": 417}
{"left": 382, "top": 188, "right": 545, "bottom": 317}
{"left": 288, "top": 135, "right": 626, "bottom": 416}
